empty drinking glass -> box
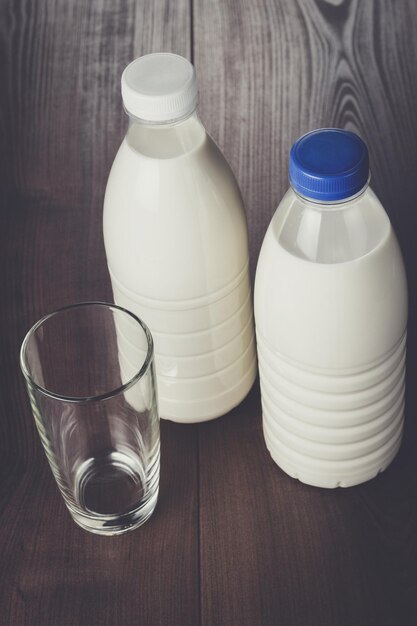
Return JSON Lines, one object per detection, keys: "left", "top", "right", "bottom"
{"left": 20, "top": 302, "right": 160, "bottom": 535}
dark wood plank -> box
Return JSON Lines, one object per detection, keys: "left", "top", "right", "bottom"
{"left": 0, "top": 1, "right": 199, "bottom": 625}
{"left": 199, "top": 385, "right": 417, "bottom": 626}
{"left": 194, "top": 1, "right": 417, "bottom": 624}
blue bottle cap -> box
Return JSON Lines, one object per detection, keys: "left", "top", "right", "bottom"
{"left": 289, "top": 128, "right": 369, "bottom": 201}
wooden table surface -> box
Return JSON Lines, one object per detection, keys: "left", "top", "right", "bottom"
{"left": 2, "top": 1, "right": 417, "bottom": 624}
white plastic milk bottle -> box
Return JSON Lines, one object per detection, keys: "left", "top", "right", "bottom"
{"left": 255, "top": 128, "right": 407, "bottom": 488}
{"left": 103, "top": 53, "right": 256, "bottom": 422}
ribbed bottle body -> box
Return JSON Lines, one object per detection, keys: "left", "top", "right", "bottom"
{"left": 255, "top": 188, "right": 407, "bottom": 487}
{"left": 104, "top": 117, "right": 256, "bottom": 422}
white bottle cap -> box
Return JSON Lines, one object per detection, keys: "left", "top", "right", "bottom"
{"left": 121, "top": 53, "right": 198, "bottom": 123}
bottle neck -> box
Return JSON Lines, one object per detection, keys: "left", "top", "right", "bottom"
{"left": 289, "top": 179, "right": 370, "bottom": 211}
{"left": 126, "top": 110, "right": 206, "bottom": 159}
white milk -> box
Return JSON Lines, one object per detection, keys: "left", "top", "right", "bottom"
{"left": 103, "top": 54, "right": 256, "bottom": 422}
{"left": 255, "top": 129, "right": 407, "bottom": 487}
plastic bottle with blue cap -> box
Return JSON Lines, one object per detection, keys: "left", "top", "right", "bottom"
{"left": 254, "top": 128, "right": 407, "bottom": 487}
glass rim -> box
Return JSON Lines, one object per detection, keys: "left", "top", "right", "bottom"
{"left": 19, "top": 301, "right": 154, "bottom": 404}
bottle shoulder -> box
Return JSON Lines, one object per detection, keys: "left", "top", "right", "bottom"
{"left": 105, "top": 125, "right": 246, "bottom": 219}
{"left": 264, "top": 187, "right": 392, "bottom": 265}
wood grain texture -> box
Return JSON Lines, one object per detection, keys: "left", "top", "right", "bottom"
{"left": 0, "top": 1, "right": 199, "bottom": 625}
{"left": 2, "top": 0, "right": 417, "bottom": 625}
{"left": 194, "top": 0, "right": 417, "bottom": 624}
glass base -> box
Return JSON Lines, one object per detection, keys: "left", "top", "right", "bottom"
{"left": 68, "top": 485, "right": 159, "bottom": 535}
{"left": 65, "top": 451, "right": 160, "bottom": 536}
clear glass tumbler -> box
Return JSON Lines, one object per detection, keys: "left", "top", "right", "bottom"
{"left": 20, "top": 302, "right": 160, "bottom": 535}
